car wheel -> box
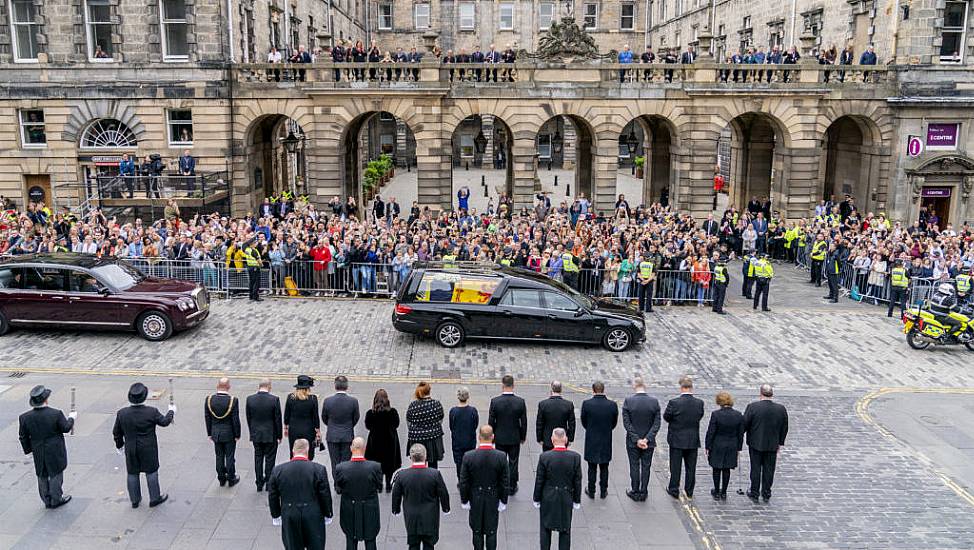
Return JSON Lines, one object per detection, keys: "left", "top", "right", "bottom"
{"left": 137, "top": 311, "right": 173, "bottom": 341}
{"left": 0, "top": 310, "right": 9, "bottom": 336}
{"left": 603, "top": 327, "right": 632, "bottom": 352}
{"left": 435, "top": 321, "right": 465, "bottom": 348}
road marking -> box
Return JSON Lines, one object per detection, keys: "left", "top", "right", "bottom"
{"left": 856, "top": 387, "right": 974, "bottom": 508}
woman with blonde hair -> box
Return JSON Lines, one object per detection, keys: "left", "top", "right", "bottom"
{"left": 704, "top": 391, "right": 744, "bottom": 499}
{"left": 405, "top": 381, "right": 445, "bottom": 468}
{"left": 284, "top": 375, "right": 321, "bottom": 460}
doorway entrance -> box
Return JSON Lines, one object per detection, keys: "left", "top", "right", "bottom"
{"left": 24, "top": 174, "right": 52, "bottom": 207}
{"left": 920, "top": 187, "right": 952, "bottom": 228}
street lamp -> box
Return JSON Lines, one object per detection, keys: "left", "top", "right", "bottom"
{"left": 626, "top": 129, "right": 639, "bottom": 174}
{"left": 551, "top": 130, "right": 564, "bottom": 154}
{"left": 474, "top": 130, "right": 488, "bottom": 154}
{"left": 280, "top": 130, "right": 301, "bottom": 154}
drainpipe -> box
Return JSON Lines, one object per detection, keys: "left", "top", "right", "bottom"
{"left": 284, "top": 0, "right": 291, "bottom": 54}
{"left": 890, "top": 0, "right": 901, "bottom": 63}
{"left": 226, "top": 0, "right": 235, "bottom": 62}
{"left": 789, "top": 0, "right": 797, "bottom": 47}
{"left": 645, "top": 0, "right": 651, "bottom": 50}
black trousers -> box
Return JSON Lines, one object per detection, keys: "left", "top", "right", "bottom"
{"left": 667, "top": 447, "right": 698, "bottom": 497}
{"left": 626, "top": 445, "right": 654, "bottom": 494}
{"left": 407, "top": 533, "right": 436, "bottom": 550}
{"left": 496, "top": 443, "right": 520, "bottom": 490}
{"left": 826, "top": 272, "right": 839, "bottom": 300}
{"left": 127, "top": 470, "right": 161, "bottom": 505}
{"left": 37, "top": 472, "right": 64, "bottom": 506}
{"left": 748, "top": 448, "right": 778, "bottom": 498}
{"left": 587, "top": 462, "right": 609, "bottom": 493}
{"left": 753, "top": 280, "right": 770, "bottom": 310}
{"left": 472, "top": 531, "right": 497, "bottom": 550}
{"left": 742, "top": 275, "right": 753, "bottom": 298}
{"left": 346, "top": 537, "right": 378, "bottom": 550}
{"left": 253, "top": 441, "right": 278, "bottom": 487}
{"left": 248, "top": 266, "right": 261, "bottom": 300}
{"left": 888, "top": 287, "right": 907, "bottom": 317}
{"left": 811, "top": 260, "right": 824, "bottom": 285}
{"left": 638, "top": 281, "right": 654, "bottom": 312}
{"left": 712, "top": 283, "right": 727, "bottom": 312}
{"left": 541, "top": 528, "right": 571, "bottom": 550}
{"left": 712, "top": 468, "right": 730, "bottom": 493}
{"left": 328, "top": 441, "right": 352, "bottom": 482}
{"left": 281, "top": 507, "right": 326, "bottom": 550}
{"left": 214, "top": 440, "right": 237, "bottom": 481}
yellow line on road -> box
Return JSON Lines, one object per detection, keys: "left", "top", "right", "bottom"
{"left": 856, "top": 387, "right": 974, "bottom": 508}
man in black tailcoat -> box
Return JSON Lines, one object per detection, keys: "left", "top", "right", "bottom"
{"left": 663, "top": 376, "right": 704, "bottom": 499}
{"left": 18, "top": 385, "right": 75, "bottom": 508}
{"left": 392, "top": 443, "right": 451, "bottom": 550}
{"left": 205, "top": 377, "right": 241, "bottom": 487}
{"left": 580, "top": 381, "right": 618, "bottom": 499}
{"left": 743, "top": 384, "right": 789, "bottom": 502}
{"left": 268, "top": 438, "right": 334, "bottom": 550}
{"left": 487, "top": 375, "right": 527, "bottom": 494}
{"left": 112, "top": 382, "right": 175, "bottom": 508}
{"left": 334, "top": 437, "right": 382, "bottom": 550}
{"left": 533, "top": 428, "right": 582, "bottom": 550}
{"left": 246, "top": 378, "right": 282, "bottom": 491}
{"left": 459, "top": 425, "right": 510, "bottom": 550}
{"left": 536, "top": 381, "right": 575, "bottom": 452}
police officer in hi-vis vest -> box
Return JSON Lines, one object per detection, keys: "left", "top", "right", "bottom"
{"left": 887, "top": 260, "right": 911, "bottom": 318}
{"left": 242, "top": 238, "right": 263, "bottom": 302}
{"left": 711, "top": 257, "right": 730, "bottom": 314}
{"left": 749, "top": 253, "right": 774, "bottom": 312}
{"left": 636, "top": 255, "right": 655, "bottom": 313}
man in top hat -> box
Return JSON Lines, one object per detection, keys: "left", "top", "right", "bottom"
{"left": 334, "top": 437, "right": 382, "bottom": 550}
{"left": 322, "top": 375, "right": 360, "bottom": 484}
{"left": 533, "top": 427, "right": 582, "bottom": 550}
{"left": 268, "top": 438, "right": 334, "bottom": 550}
{"left": 112, "top": 382, "right": 176, "bottom": 508}
{"left": 205, "top": 377, "right": 241, "bottom": 487}
{"left": 392, "top": 443, "right": 451, "bottom": 550}
{"left": 459, "top": 425, "right": 509, "bottom": 550}
{"left": 18, "top": 385, "right": 75, "bottom": 508}
{"left": 247, "top": 378, "right": 283, "bottom": 492}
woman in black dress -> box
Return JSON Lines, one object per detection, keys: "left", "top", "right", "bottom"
{"left": 405, "top": 381, "right": 445, "bottom": 469}
{"left": 364, "top": 388, "right": 402, "bottom": 491}
{"left": 705, "top": 391, "right": 745, "bottom": 499}
{"left": 283, "top": 375, "right": 321, "bottom": 460}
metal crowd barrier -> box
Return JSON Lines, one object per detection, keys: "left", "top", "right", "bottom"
{"left": 573, "top": 268, "right": 715, "bottom": 304}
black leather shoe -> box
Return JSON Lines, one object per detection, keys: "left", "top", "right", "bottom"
{"left": 51, "top": 495, "right": 71, "bottom": 509}
{"left": 762, "top": 308, "right": 772, "bottom": 312}
{"left": 720, "top": 491, "right": 728, "bottom": 500}
{"left": 149, "top": 494, "right": 169, "bottom": 508}
{"left": 600, "top": 489, "right": 607, "bottom": 499}
{"left": 256, "top": 483, "right": 264, "bottom": 492}
{"left": 219, "top": 479, "right": 226, "bottom": 487}
{"left": 710, "top": 489, "right": 719, "bottom": 499}
{"left": 746, "top": 492, "right": 759, "bottom": 502}
{"left": 626, "top": 490, "right": 639, "bottom": 501}
{"left": 666, "top": 489, "right": 680, "bottom": 499}
{"left": 509, "top": 485, "right": 518, "bottom": 495}
{"left": 762, "top": 495, "right": 771, "bottom": 502}
{"left": 639, "top": 492, "right": 648, "bottom": 502}
{"left": 585, "top": 489, "right": 595, "bottom": 499}
{"left": 228, "top": 476, "right": 240, "bottom": 487}
{"left": 131, "top": 501, "right": 140, "bottom": 509}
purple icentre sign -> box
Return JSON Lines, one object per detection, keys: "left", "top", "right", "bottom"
{"left": 907, "top": 135, "right": 923, "bottom": 157}
{"left": 921, "top": 187, "right": 951, "bottom": 198}
{"left": 926, "top": 123, "right": 959, "bottom": 149}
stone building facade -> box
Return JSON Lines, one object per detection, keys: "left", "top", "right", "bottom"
{"left": 1, "top": 0, "right": 974, "bottom": 227}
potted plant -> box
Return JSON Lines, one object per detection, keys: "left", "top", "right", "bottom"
{"left": 634, "top": 155, "right": 645, "bottom": 178}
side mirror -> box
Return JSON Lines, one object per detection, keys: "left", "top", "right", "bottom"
{"left": 574, "top": 308, "right": 585, "bottom": 317}
{"left": 99, "top": 287, "right": 112, "bottom": 296}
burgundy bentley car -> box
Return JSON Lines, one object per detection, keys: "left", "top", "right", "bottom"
{"left": 0, "top": 253, "right": 209, "bottom": 341}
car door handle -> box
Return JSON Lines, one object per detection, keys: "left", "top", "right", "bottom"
{"left": 50, "top": 295, "right": 65, "bottom": 300}
{"left": 68, "top": 296, "right": 82, "bottom": 301}
{"left": 502, "top": 310, "right": 513, "bottom": 316}
{"left": 547, "top": 314, "right": 557, "bottom": 320}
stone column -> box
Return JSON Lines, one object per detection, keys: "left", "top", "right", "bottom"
{"left": 593, "top": 136, "right": 620, "bottom": 213}
{"left": 307, "top": 117, "right": 344, "bottom": 210}
{"left": 678, "top": 127, "right": 720, "bottom": 218}
{"left": 482, "top": 115, "right": 495, "bottom": 168}
{"left": 562, "top": 117, "right": 577, "bottom": 169}
{"left": 779, "top": 146, "right": 819, "bottom": 219}
{"left": 511, "top": 138, "right": 538, "bottom": 209}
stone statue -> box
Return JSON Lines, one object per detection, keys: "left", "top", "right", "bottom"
{"left": 535, "top": 17, "right": 601, "bottom": 62}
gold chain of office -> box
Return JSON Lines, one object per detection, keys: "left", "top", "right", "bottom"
{"left": 206, "top": 395, "right": 235, "bottom": 420}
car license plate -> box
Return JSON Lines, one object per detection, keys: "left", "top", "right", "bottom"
{"left": 902, "top": 321, "right": 913, "bottom": 334}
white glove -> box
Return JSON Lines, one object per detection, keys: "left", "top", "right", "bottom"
{"left": 497, "top": 502, "right": 507, "bottom": 512}
{"left": 443, "top": 510, "right": 451, "bottom": 516}
{"left": 115, "top": 447, "right": 124, "bottom": 456}
{"left": 324, "top": 517, "right": 333, "bottom": 526}
{"left": 168, "top": 404, "right": 177, "bottom": 414}
{"left": 68, "top": 412, "right": 78, "bottom": 420}
{"left": 572, "top": 503, "right": 581, "bottom": 510}
{"left": 533, "top": 502, "right": 541, "bottom": 509}
{"left": 272, "top": 517, "right": 282, "bottom": 526}
{"left": 392, "top": 511, "right": 400, "bottom": 517}
{"left": 461, "top": 503, "right": 471, "bottom": 510}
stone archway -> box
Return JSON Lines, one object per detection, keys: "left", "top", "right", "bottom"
{"left": 536, "top": 114, "right": 595, "bottom": 204}
{"left": 821, "top": 115, "right": 883, "bottom": 215}
{"left": 449, "top": 114, "right": 514, "bottom": 214}
{"left": 615, "top": 115, "right": 679, "bottom": 208}
{"left": 722, "top": 112, "right": 787, "bottom": 215}
{"left": 339, "top": 111, "right": 417, "bottom": 220}
{"left": 244, "top": 114, "right": 308, "bottom": 207}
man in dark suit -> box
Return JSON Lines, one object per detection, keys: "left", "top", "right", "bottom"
{"left": 702, "top": 213, "right": 719, "bottom": 236}
{"left": 205, "top": 377, "right": 241, "bottom": 487}
{"left": 247, "top": 378, "right": 282, "bottom": 491}
{"left": 580, "top": 381, "right": 618, "bottom": 499}
{"left": 536, "top": 381, "right": 575, "bottom": 452}
{"left": 322, "top": 375, "right": 360, "bottom": 483}
{"left": 663, "top": 376, "right": 704, "bottom": 498}
{"left": 743, "top": 384, "right": 789, "bottom": 501}
{"left": 334, "top": 437, "right": 382, "bottom": 550}
{"left": 488, "top": 375, "right": 527, "bottom": 494}
{"left": 268, "top": 438, "right": 334, "bottom": 550}
{"left": 533, "top": 428, "right": 582, "bottom": 550}
{"left": 112, "top": 382, "right": 175, "bottom": 508}
{"left": 459, "top": 425, "right": 509, "bottom": 550}
{"left": 622, "top": 377, "right": 660, "bottom": 501}
{"left": 392, "top": 443, "right": 451, "bottom": 550}
{"left": 18, "top": 385, "right": 75, "bottom": 508}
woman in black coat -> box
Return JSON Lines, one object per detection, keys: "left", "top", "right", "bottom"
{"left": 705, "top": 391, "right": 745, "bottom": 499}
{"left": 364, "top": 388, "right": 402, "bottom": 491}
{"left": 405, "top": 381, "right": 445, "bottom": 469}
{"left": 284, "top": 375, "right": 320, "bottom": 460}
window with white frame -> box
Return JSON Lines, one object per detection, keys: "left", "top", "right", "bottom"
{"left": 621, "top": 3, "right": 635, "bottom": 30}
{"left": 539, "top": 2, "right": 554, "bottom": 29}
{"left": 9, "top": 0, "right": 40, "bottom": 62}
{"left": 538, "top": 134, "right": 551, "bottom": 159}
{"left": 499, "top": 2, "right": 514, "bottom": 30}
{"left": 583, "top": 3, "right": 598, "bottom": 29}
{"left": 19, "top": 110, "right": 46, "bottom": 147}
{"left": 167, "top": 110, "right": 193, "bottom": 146}
{"left": 161, "top": 0, "right": 189, "bottom": 60}
{"left": 414, "top": 3, "right": 430, "bottom": 29}
{"left": 460, "top": 135, "right": 475, "bottom": 158}
{"left": 459, "top": 2, "right": 475, "bottom": 29}
{"left": 378, "top": 3, "right": 393, "bottom": 29}
{"left": 84, "top": 0, "right": 114, "bottom": 60}
{"left": 940, "top": 1, "right": 968, "bottom": 63}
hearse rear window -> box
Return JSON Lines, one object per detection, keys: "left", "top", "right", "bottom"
{"left": 415, "top": 272, "right": 500, "bottom": 304}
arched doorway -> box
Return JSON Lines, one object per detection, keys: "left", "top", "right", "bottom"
{"left": 721, "top": 113, "right": 784, "bottom": 215}
{"left": 340, "top": 111, "right": 417, "bottom": 220}
{"left": 822, "top": 116, "right": 879, "bottom": 215}
{"left": 615, "top": 116, "right": 677, "bottom": 208}
{"left": 246, "top": 115, "right": 308, "bottom": 202}
{"left": 536, "top": 115, "right": 594, "bottom": 206}
{"left": 450, "top": 115, "right": 514, "bottom": 213}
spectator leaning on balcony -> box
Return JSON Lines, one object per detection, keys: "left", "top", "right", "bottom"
{"left": 640, "top": 46, "right": 655, "bottom": 81}
{"left": 680, "top": 45, "right": 696, "bottom": 65}
{"left": 351, "top": 40, "right": 367, "bottom": 81}
{"left": 290, "top": 45, "right": 312, "bottom": 82}
{"left": 119, "top": 153, "right": 137, "bottom": 198}
{"left": 471, "top": 47, "right": 485, "bottom": 81}
{"left": 485, "top": 44, "right": 501, "bottom": 82}
{"left": 752, "top": 46, "right": 766, "bottom": 82}
{"left": 859, "top": 44, "right": 877, "bottom": 81}
{"left": 267, "top": 47, "right": 282, "bottom": 82}
{"left": 332, "top": 41, "right": 346, "bottom": 82}
{"left": 663, "top": 48, "right": 678, "bottom": 82}
{"left": 782, "top": 45, "right": 800, "bottom": 82}
{"left": 368, "top": 40, "right": 381, "bottom": 80}
{"left": 839, "top": 45, "right": 854, "bottom": 82}
{"left": 503, "top": 44, "right": 516, "bottom": 81}
{"left": 408, "top": 47, "right": 422, "bottom": 81}
{"left": 618, "top": 45, "right": 634, "bottom": 83}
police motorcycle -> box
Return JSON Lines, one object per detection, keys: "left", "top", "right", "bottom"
{"left": 901, "top": 283, "right": 974, "bottom": 351}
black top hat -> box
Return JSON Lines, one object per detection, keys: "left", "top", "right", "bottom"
{"left": 128, "top": 382, "right": 148, "bottom": 404}
{"left": 29, "top": 385, "right": 51, "bottom": 407}
{"left": 294, "top": 375, "right": 315, "bottom": 389}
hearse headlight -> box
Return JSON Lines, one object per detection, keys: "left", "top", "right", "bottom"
{"left": 176, "top": 297, "right": 196, "bottom": 311}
